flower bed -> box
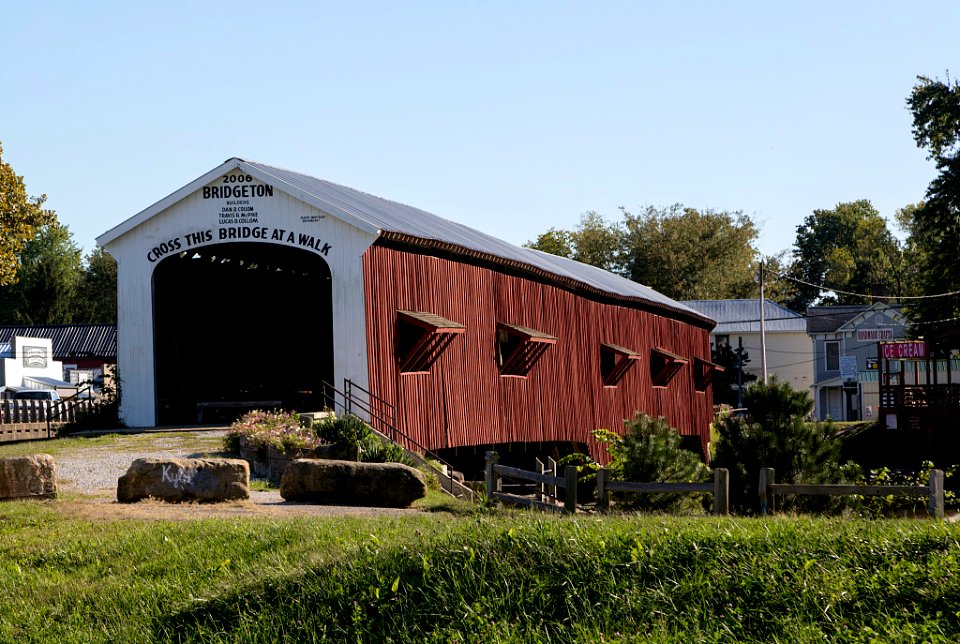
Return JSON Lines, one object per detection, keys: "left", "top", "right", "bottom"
{"left": 225, "top": 409, "right": 326, "bottom": 479}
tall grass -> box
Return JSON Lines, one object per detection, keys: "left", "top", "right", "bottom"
{"left": 0, "top": 500, "right": 958, "bottom": 643}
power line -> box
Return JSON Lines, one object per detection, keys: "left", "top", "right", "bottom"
{"left": 773, "top": 271, "right": 960, "bottom": 301}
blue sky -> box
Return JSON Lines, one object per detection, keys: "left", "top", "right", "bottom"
{"left": 2, "top": 1, "right": 956, "bottom": 259}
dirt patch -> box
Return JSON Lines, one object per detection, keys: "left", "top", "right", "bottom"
{"left": 53, "top": 494, "right": 422, "bottom": 521}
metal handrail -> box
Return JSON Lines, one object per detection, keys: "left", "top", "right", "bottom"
{"left": 321, "top": 379, "right": 432, "bottom": 455}
{"left": 344, "top": 378, "right": 398, "bottom": 431}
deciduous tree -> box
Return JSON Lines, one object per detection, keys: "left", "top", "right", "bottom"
{"left": 0, "top": 223, "right": 83, "bottom": 324}
{"left": 784, "top": 200, "right": 903, "bottom": 312}
{"left": 619, "top": 205, "right": 759, "bottom": 300}
{"left": 0, "top": 143, "right": 56, "bottom": 285}
{"left": 904, "top": 74, "right": 960, "bottom": 330}
{"left": 526, "top": 211, "right": 622, "bottom": 272}
{"left": 527, "top": 205, "right": 760, "bottom": 301}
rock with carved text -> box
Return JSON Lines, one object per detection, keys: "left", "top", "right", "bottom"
{"left": 0, "top": 454, "right": 57, "bottom": 500}
{"left": 117, "top": 458, "right": 249, "bottom": 503}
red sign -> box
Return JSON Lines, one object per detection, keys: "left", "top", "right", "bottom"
{"left": 880, "top": 341, "right": 927, "bottom": 360}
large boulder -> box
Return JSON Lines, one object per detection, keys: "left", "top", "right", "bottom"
{"left": 117, "top": 458, "right": 249, "bottom": 503}
{"left": 280, "top": 459, "right": 427, "bottom": 507}
{"left": 0, "top": 454, "right": 57, "bottom": 500}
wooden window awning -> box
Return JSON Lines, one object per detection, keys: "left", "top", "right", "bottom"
{"left": 396, "top": 310, "right": 465, "bottom": 374}
{"left": 694, "top": 357, "right": 725, "bottom": 392}
{"left": 601, "top": 342, "right": 640, "bottom": 387}
{"left": 650, "top": 347, "right": 688, "bottom": 387}
{"left": 497, "top": 322, "right": 557, "bottom": 377}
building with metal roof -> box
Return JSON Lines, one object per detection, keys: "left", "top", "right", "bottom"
{"left": 98, "top": 158, "right": 719, "bottom": 470}
{"left": 682, "top": 299, "right": 812, "bottom": 396}
{"left": 0, "top": 325, "right": 117, "bottom": 362}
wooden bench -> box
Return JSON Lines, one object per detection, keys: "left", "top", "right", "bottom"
{"left": 196, "top": 401, "right": 282, "bottom": 423}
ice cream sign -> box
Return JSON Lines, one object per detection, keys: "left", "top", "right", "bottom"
{"left": 880, "top": 341, "right": 927, "bottom": 360}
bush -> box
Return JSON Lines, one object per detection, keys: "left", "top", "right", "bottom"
{"left": 315, "top": 414, "right": 414, "bottom": 465}
{"left": 314, "top": 414, "right": 370, "bottom": 448}
{"left": 594, "top": 413, "right": 710, "bottom": 512}
{"left": 844, "top": 460, "right": 959, "bottom": 517}
{"left": 712, "top": 377, "right": 843, "bottom": 514}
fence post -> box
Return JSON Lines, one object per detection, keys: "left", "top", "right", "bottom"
{"left": 547, "top": 456, "right": 558, "bottom": 501}
{"left": 535, "top": 457, "right": 545, "bottom": 503}
{"left": 484, "top": 451, "right": 499, "bottom": 505}
{"left": 929, "top": 468, "right": 945, "bottom": 520}
{"left": 759, "top": 468, "right": 775, "bottom": 516}
{"left": 596, "top": 468, "right": 609, "bottom": 512}
{"left": 564, "top": 465, "right": 578, "bottom": 514}
{"left": 713, "top": 468, "right": 729, "bottom": 516}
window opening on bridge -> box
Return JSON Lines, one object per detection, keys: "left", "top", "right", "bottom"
{"left": 496, "top": 322, "right": 557, "bottom": 377}
{"left": 600, "top": 343, "right": 640, "bottom": 387}
{"left": 693, "top": 357, "right": 724, "bottom": 392}
{"left": 395, "top": 311, "right": 465, "bottom": 374}
{"left": 650, "top": 347, "right": 688, "bottom": 387}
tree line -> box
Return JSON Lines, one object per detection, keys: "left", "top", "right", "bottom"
{"left": 526, "top": 75, "right": 960, "bottom": 333}
{"left": 0, "top": 143, "right": 116, "bottom": 325}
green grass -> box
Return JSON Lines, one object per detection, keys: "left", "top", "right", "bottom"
{"left": 0, "top": 501, "right": 958, "bottom": 643}
{"left": 2, "top": 432, "right": 957, "bottom": 641}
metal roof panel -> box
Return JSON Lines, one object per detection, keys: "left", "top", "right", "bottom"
{"left": 0, "top": 325, "right": 117, "bottom": 359}
{"left": 682, "top": 299, "right": 806, "bottom": 334}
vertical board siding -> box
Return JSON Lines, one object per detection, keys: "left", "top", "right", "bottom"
{"left": 363, "top": 246, "right": 714, "bottom": 460}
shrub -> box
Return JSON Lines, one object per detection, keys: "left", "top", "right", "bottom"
{"left": 593, "top": 413, "right": 710, "bottom": 512}
{"left": 314, "top": 414, "right": 370, "bottom": 448}
{"left": 712, "top": 377, "right": 843, "bottom": 513}
{"left": 361, "top": 439, "right": 415, "bottom": 467}
{"left": 315, "top": 414, "right": 414, "bottom": 465}
{"left": 844, "top": 460, "right": 959, "bottom": 517}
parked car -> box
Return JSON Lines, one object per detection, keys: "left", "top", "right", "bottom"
{"left": 12, "top": 390, "right": 61, "bottom": 401}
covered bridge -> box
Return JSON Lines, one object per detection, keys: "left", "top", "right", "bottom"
{"left": 97, "top": 158, "right": 718, "bottom": 469}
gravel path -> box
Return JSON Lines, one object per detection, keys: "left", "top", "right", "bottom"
{"left": 51, "top": 430, "right": 422, "bottom": 519}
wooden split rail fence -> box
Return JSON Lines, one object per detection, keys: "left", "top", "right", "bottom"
{"left": 485, "top": 453, "right": 946, "bottom": 520}
{"left": 484, "top": 451, "right": 730, "bottom": 515}
{"left": 759, "top": 467, "right": 945, "bottom": 519}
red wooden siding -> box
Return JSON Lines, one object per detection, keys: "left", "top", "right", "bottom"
{"left": 362, "top": 245, "right": 715, "bottom": 460}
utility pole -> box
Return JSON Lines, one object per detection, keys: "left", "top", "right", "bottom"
{"left": 737, "top": 336, "right": 744, "bottom": 408}
{"left": 759, "top": 260, "right": 768, "bottom": 384}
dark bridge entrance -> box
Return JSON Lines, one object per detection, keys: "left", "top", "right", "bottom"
{"left": 152, "top": 242, "right": 333, "bottom": 425}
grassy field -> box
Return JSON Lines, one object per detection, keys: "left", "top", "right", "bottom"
{"left": 0, "top": 501, "right": 957, "bottom": 643}
{"left": 1, "top": 433, "right": 959, "bottom": 642}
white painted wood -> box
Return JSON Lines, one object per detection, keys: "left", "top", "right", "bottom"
{"left": 103, "top": 168, "right": 378, "bottom": 427}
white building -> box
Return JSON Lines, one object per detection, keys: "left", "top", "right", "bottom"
{"left": 0, "top": 336, "right": 70, "bottom": 396}
{"left": 683, "top": 299, "right": 813, "bottom": 395}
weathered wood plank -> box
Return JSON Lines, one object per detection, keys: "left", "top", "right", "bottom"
{"left": 604, "top": 480, "right": 713, "bottom": 493}
{"left": 493, "top": 463, "right": 564, "bottom": 487}
{"left": 491, "top": 491, "right": 565, "bottom": 514}
{"left": 769, "top": 484, "right": 928, "bottom": 497}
